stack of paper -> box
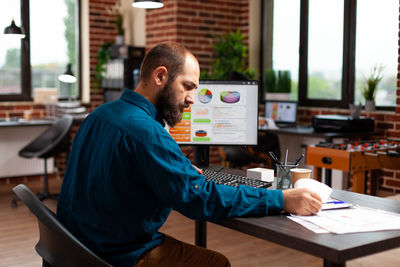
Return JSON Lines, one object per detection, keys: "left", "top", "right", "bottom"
{"left": 289, "top": 206, "right": 400, "bottom": 234}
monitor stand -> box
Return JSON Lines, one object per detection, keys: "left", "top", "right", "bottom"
{"left": 193, "top": 145, "right": 209, "bottom": 248}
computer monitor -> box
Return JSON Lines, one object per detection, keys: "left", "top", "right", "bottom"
{"left": 265, "top": 100, "right": 297, "bottom": 127}
{"left": 166, "top": 80, "right": 259, "bottom": 145}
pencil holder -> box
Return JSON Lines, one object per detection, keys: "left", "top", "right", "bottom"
{"left": 276, "top": 163, "right": 298, "bottom": 189}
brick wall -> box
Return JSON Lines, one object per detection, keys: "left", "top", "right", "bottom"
{"left": 146, "top": 0, "right": 249, "bottom": 73}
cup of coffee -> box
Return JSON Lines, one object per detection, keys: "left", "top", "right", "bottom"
{"left": 290, "top": 168, "right": 312, "bottom": 187}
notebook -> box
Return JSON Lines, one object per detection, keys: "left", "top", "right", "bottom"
{"left": 265, "top": 100, "right": 298, "bottom": 128}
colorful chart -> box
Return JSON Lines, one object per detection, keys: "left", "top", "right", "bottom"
{"left": 220, "top": 91, "right": 240, "bottom": 103}
{"left": 195, "top": 130, "right": 207, "bottom": 137}
{"left": 198, "top": 88, "right": 213, "bottom": 104}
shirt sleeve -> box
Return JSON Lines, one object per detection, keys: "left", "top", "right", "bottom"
{"left": 130, "top": 124, "right": 284, "bottom": 223}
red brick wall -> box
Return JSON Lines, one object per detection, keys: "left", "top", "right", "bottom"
{"left": 146, "top": 0, "right": 249, "bottom": 73}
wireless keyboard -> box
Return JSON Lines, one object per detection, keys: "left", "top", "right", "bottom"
{"left": 202, "top": 168, "right": 272, "bottom": 189}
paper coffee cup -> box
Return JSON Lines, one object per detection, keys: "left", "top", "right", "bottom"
{"left": 290, "top": 168, "right": 312, "bottom": 187}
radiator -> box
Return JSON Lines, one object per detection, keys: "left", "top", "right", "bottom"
{"left": 0, "top": 126, "right": 54, "bottom": 178}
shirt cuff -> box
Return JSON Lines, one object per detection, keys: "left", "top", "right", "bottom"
{"left": 266, "top": 189, "right": 284, "bottom": 214}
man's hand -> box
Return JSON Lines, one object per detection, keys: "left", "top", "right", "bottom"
{"left": 282, "top": 188, "right": 322, "bottom": 215}
{"left": 192, "top": 165, "right": 203, "bottom": 174}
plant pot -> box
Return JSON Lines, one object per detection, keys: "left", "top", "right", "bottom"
{"left": 265, "top": 92, "right": 291, "bottom": 101}
{"left": 364, "top": 100, "right": 375, "bottom": 111}
{"left": 116, "top": 35, "right": 124, "bottom": 45}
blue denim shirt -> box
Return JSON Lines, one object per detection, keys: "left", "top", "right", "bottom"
{"left": 57, "top": 89, "right": 284, "bottom": 267}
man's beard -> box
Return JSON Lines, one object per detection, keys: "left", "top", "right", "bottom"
{"left": 156, "top": 81, "right": 188, "bottom": 127}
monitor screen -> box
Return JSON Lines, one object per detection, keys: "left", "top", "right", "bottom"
{"left": 166, "top": 80, "right": 259, "bottom": 145}
{"left": 265, "top": 100, "right": 297, "bottom": 124}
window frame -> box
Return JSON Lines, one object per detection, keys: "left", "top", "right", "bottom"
{"left": 0, "top": 0, "right": 81, "bottom": 102}
{"left": 260, "top": 0, "right": 395, "bottom": 111}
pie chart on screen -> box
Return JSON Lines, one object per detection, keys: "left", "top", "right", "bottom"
{"left": 198, "top": 88, "right": 213, "bottom": 104}
{"left": 220, "top": 91, "right": 240, "bottom": 103}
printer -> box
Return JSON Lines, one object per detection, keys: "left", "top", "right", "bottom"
{"left": 312, "top": 115, "right": 375, "bottom": 132}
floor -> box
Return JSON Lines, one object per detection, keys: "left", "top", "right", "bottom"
{"left": 1, "top": 179, "right": 400, "bottom": 267}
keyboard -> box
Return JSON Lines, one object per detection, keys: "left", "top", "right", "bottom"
{"left": 202, "top": 168, "right": 272, "bottom": 189}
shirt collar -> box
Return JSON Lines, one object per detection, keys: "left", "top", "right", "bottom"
{"left": 120, "top": 89, "right": 165, "bottom": 127}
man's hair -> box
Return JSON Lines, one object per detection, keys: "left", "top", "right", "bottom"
{"left": 139, "top": 42, "right": 191, "bottom": 84}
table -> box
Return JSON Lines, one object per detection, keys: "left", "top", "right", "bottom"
{"left": 195, "top": 168, "right": 400, "bottom": 267}
{"left": 0, "top": 119, "right": 55, "bottom": 178}
{"left": 260, "top": 126, "right": 376, "bottom": 143}
{"left": 260, "top": 127, "right": 377, "bottom": 188}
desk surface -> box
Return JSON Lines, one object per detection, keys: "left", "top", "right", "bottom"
{"left": 217, "top": 169, "right": 400, "bottom": 264}
{"left": 0, "top": 119, "right": 54, "bottom": 128}
{"left": 260, "top": 126, "right": 377, "bottom": 140}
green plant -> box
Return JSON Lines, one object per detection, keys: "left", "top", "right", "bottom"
{"left": 362, "top": 65, "right": 384, "bottom": 101}
{"left": 116, "top": 13, "right": 124, "bottom": 36}
{"left": 93, "top": 41, "right": 113, "bottom": 90}
{"left": 200, "top": 30, "right": 255, "bottom": 80}
{"left": 277, "top": 70, "right": 291, "bottom": 93}
{"left": 264, "top": 69, "right": 291, "bottom": 93}
{"left": 264, "top": 69, "right": 276, "bottom": 92}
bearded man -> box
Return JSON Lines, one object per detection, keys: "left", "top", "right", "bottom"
{"left": 57, "top": 42, "right": 321, "bottom": 267}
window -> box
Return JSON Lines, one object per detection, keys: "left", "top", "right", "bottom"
{"left": 0, "top": 0, "right": 80, "bottom": 101}
{"left": 354, "top": 0, "right": 397, "bottom": 107}
{"left": 261, "top": 0, "right": 398, "bottom": 109}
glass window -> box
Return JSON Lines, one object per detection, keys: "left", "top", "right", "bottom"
{"left": 307, "top": 0, "right": 344, "bottom": 100}
{"left": 0, "top": 0, "right": 22, "bottom": 95}
{"left": 272, "top": 0, "right": 300, "bottom": 100}
{"left": 30, "top": 0, "right": 78, "bottom": 99}
{"left": 354, "top": 0, "right": 397, "bottom": 106}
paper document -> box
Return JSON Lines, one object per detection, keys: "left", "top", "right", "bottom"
{"left": 290, "top": 205, "right": 400, "bottom": 234}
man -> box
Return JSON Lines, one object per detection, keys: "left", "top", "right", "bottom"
{"left": 57, "top": 42, "right": 322, "bottom": 267}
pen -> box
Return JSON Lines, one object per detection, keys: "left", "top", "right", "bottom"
{"left": 268, "top": 152, "right": 281, "bottom": 165}
{"left": 326, "top": 201, "right": 345, "bottom": 204}
{"left": 294, "top": 153, "right": 304, "bottom": 166}
{"left": 284, "top": 149, "right": 288, "bottom": 166}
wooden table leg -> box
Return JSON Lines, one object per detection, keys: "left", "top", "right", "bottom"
{"left": 314, "top": 167, "right": 322, "bottom": 182}
{"left": 370, "top": 169, "right": 380, "bottom": 196}
{"left": 352, "top": 171, "right": 366, "bottom": 194}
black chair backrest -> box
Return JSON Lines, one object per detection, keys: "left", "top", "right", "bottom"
{"left": 19, "top": 115, "right": 74, "bottom": 159}
{"left": 12, "top": 184, "right": 112, "bottom": 267}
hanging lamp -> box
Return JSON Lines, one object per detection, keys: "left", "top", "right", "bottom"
{"left": 132, "top": 0, "right": 163, "bottom": 9}
{"left": 4, "top": 19, "right": 25, "bottom": 38}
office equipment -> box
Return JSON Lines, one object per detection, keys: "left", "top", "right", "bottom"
{"left": 102, "top": 46, "right": 145, "bottom": 102}
{"left": 312, "top": 114, "right": 375, "bottom": 132}
{"left": 195, "top": 167, "right": 400, "bottom": 267}
{"left": 246, "top": 167, "right": 274, "bottom": 182}
{"left": 306, "top": 139, "right": 400, "bottom": 194}
{"left": 12, "top": 184, "right": 112, "bottom": 267}
{"left": 166, "top": 80, "right": 259, "bottom": 146}
{"left": 12, "top": 115, "right": 74, "bottom": 206}
{"left": 265, "top": 100, "right": 297, "bottom": 128}
{"left": 202, "top": 168, "right": 271, "bottom": 188}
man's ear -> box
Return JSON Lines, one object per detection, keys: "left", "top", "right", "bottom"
{"left": 153, "top": 66, "right": 168, "bottom": 86}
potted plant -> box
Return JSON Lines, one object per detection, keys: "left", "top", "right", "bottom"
{"left": 264, "top": 69, "right": 291, "bottom": 100}
{"left": 363, "top": 65, "right": 384, "bottom": 111}
{"left": 115, "top": 13, "right": 125, "bottom": 45}
{"left": 200, "top": 30, "right": 255, "bottom": 80}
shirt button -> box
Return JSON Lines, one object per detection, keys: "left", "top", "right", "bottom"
{"left": 194, "top": 184, "right": 199, "bottom": 189}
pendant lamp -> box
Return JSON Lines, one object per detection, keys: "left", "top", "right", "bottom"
{"left": 58, "top": 64, "right": 77, "bottom": 83}
{"left": 4, "top": 19, "right": 25, "bottom": 38}
{"left": 132, "top": 0, "right": 164, "bottom": 9}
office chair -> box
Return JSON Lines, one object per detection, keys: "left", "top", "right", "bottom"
{"left": 12, "top": 115, "right": 74, "bottom": 206}
{"left": 12, "top": 184, "right": 112, "bottom": 267}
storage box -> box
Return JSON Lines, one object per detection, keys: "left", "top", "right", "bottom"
{"left": 246, "top": 168, "right": 274, "bottom": 182}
